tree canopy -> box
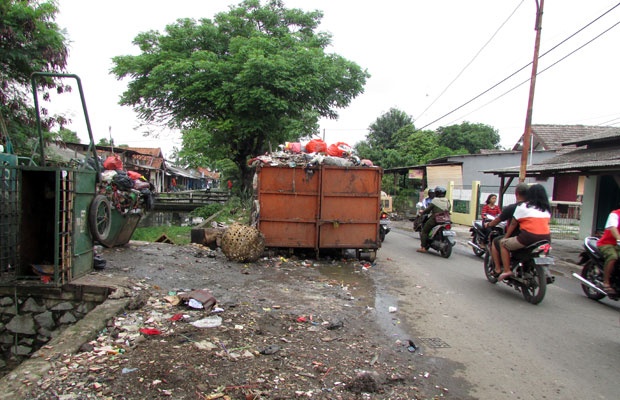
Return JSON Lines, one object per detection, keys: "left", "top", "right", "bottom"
{"left": 0, "top": 0, "right": 69, "bottom": 154}
{"left": 366, "top": 108, "right": 413, "bottom": 150}
{"left": 436, "top": 121, "right": 500, "bottom": 154}
{"left": 111, "top": 0, "right": 369, "bottom": 189}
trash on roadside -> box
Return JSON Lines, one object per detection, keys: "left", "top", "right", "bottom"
{"left": 407, "top": 340, "right": 417, "bottom": 353}
{"left": 122, "top": 368, "right": 138, "bottom": 374}
{"left": 139, "top": 328, "right": 162, "bottom": 335}
{"left": 169, "top": 313, "right": 184, "bottom": 321}
{"left": 259, "top": 344, "right": 281, "bottom": 355}
{"left": 178, "top": 289, "right": 217, "bottom": 311}
{"left": 191, "top": 315, "right": 222, "bottom": 328}
{"left": 388, "top": 306, "right": 398, "bottom": 313}
{"left": 326, "top": 319, "right": 343, "bottom": 330}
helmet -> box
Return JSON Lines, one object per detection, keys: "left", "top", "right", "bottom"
{"left": 428, "top": 188, "right": 435, "bottom": 197}
{"left": 434, "top": 186, "right": 446, "bottom": 197}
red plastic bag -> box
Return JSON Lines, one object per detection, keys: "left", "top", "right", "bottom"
{"left": 139, "top": 328, "right": 162, "bottom": 335}
{"left": 127, "top": 170, "right": 142, "bottom": 180}
{"left": 326, "top": 142, "right": 352, "bottom": 157}
{"left": 306, "top": 139, "right": 327, "bottom": 153}
{"left": 103, "top": 155, "right": 123, "bottom": 170}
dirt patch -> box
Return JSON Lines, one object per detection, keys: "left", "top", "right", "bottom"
{"left": 23, "top": 241, "right": 455, "bottom": 399}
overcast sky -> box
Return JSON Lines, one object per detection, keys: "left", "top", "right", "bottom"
{"left": 54, "top": 0, "right": 620, "bottom": 157}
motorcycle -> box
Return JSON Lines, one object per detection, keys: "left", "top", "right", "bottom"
{"left": 379, "top": 210, "right": 391, "bottom": 242}
{"left": 425, "top": 220, "right": 456, "bottom": 258}
{"left": 467, "top": 215, "right": 495, "bottom": 257}
{"left": 483, "top": 225, "right": 555, "bottom": 304}
{"left": 572, "top": 237, "right": 619, "bottom": 301}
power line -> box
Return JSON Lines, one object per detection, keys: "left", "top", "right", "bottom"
{"left": 416, "top": 1, "right": 620, "bottom": 131}
{"left": 414, "top": 0, "right": 525, "bottom": 122}
{"left": 446, "top": 16, "right": 620, "bottom": 125}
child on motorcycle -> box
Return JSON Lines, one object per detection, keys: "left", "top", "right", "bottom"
{"left": 597, "top": 206, "right": 620, "bottom": 295}
{"left": 497, "top": 184, "right": 551, "bottom": 281}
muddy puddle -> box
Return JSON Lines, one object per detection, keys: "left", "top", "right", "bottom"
{"left": 317, "top": 261, "right": 415, "bottom": 347}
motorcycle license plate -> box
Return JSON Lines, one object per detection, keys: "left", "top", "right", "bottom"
{"left": 534, "top": 257, "right": 554, "bottom": 265}
{"left": 442, "top": 230, "right": 456, "bottom": 237}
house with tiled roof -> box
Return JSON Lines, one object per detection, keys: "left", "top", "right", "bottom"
{"left": 485, "top": 127, "right": 620, "bottom": 238}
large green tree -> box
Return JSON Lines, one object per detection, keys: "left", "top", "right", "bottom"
{"left": 0, "top": 0, "right": 69, "bottom": 154}
{"left": 367, "top": 108, "right": 413, "bottom": 150}
{"left": 111, "top": 0, "right": 369, "bottom": 190}
{"left": 436, "top": 121, "right": 500, "bottom": 154}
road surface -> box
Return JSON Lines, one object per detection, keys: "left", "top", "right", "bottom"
{"left": 373, "top": 227, "right": 620, "bottom": 399}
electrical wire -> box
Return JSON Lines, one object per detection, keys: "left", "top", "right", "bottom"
{"left": 414, "top": 0, "right": 525, "bottom": 122}
{"left": 444, "top": 17, "right": 620, "bottom": 126}
{"left": 416, "top": 1, "right": 620, "bottom": 131}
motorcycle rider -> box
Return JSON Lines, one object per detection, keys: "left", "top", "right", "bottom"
{"left": 423, "top": 188, "right": 435, "bottom": 208}
{"left": 486, "top": 183, "right": 529, "bottom": 275}
{"left": 417, "top": 186, "right": 451, "bottom": 253}
{"left": 498, "top": 184, "right": 551, "bottom": 281}
{"left": 597, "top": 205, "right": 620, "bottom": 295}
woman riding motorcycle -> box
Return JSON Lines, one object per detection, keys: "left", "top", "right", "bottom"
{"left": 497, "top": 184, "right": 551, "bottom": 281}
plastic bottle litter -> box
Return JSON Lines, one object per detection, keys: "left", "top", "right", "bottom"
{"left": 191, "top": 315, "right": 222, "bottom": 328}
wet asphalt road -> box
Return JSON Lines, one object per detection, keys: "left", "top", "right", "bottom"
{"left": 372, "top": 227, "right": 620, "bottom": 400}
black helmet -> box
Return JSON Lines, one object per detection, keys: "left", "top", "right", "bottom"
{"left": 434, "top": 186, "right": 446, "bottom": 197}
{"left": 428, "top": 188, "right": 435, "bottom": 197}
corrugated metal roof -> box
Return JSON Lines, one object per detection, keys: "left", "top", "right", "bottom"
{"left": 484, "top": 145, "right": 620, "bottom": 176}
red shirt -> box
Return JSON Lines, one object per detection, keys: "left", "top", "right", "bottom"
{"left": 597, "top": 209, "right": 620, "bottom": 247}
{"left": 481, "top": 204, "right": 500, "bottom": 218}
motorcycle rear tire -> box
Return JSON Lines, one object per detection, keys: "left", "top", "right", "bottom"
{"left": 483, "top": 251, "right": 498, "bottom": 283}
{"left": 521, "top": 263, "right": 547, "bottom": 305}
{"left": 580, "top": 261, "right": 605, "bottom": 300}
{"left": 439, "top": 239, "right": 452, "bottom": 258}
{"left": 379, "top": 230, "right": 386, "bottom": 242}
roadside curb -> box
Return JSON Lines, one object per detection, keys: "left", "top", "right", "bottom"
{"left": 0, "top": 294, "right": 130, "bottom": 400}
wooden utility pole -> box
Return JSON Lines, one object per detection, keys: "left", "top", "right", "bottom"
{"left": 519, "top": 0, "right": 544, "bottom": 182}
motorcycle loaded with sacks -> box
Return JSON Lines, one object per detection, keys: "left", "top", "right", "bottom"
{"left": 573, "top": 237, "right": 619, "bottom": 301}
{"left": 483, "top": 223, "right": 555, "bottom": 304}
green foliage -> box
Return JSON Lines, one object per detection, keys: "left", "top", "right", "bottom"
{"left": 436, "top": 121, "right": 500, "bottom": 154}
{"left": 190, "top": 203, "right": 224, "bottom": 219}
{"left": 111, "top": 0, "right": 369, "bottom": 191}
{"left": 55, "top": 127, "right": 80, "bottom": 143}
{"left": 367, "top": 108, "right": 413, "bottom": 149}
{"left": 132, "top": 226, "right": 193, "bottom": 245}
{"left": 97, "top": 137, "right": 113, "bottom": 146}
{"left": 0, "top": 0, "right": 69, "bottom": 154}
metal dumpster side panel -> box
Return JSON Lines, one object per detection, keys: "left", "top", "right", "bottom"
{"left": 319, "top": 166, "right": 382, "bottom": 249}
{"left": 257, "top": 166, "right": 320, "bottom": 248}
{"left": 71, "top": 169, "right": 96, "bottom": 279}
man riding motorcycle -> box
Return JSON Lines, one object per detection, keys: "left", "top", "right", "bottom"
{"left": 597, "top": 206, "right": 620, "bottom": 295}
{"left": 417, "top": 186, "right": 450, "bottom": 253}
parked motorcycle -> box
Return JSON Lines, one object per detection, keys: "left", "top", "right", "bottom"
{"left": 468, "top": 215, "right": 495, "bottom": 257}
{"left": 379, "top": 210, "right": 391, "bottom": 242}
{"left": 483, "top": 226, "right": 555, "bottom": 304}
{"left": 572, "top": 237, "right": 619, "bottom": 301}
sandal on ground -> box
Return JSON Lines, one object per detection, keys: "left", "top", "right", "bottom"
{"left": 498, "top": 271, "right": 513, "bottom": 281}
{"left": 603, "top": 284, "right": 617, "bottom": 296}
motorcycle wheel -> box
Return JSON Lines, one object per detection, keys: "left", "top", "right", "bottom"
{"left": 521, "top": 262, "right": 547, "bottom": 305}
{"left": 580, "top": 260, "right": 605, "bottom": 300}
{"left": 439, "top": 239, "right": 452, "bottom": 258}
{"left": 483, "top": 251, "right": 498, "bottom": 283}
{"left": 379, "top": 230, "right": 386, "bottom": 242}
{"left": 472, "top": 234, "right": 485, "bottom": 258}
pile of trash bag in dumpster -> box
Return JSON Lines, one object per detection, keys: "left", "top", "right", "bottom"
{"left": 248, "top": 138, "right": 376, "bottom": 169}
{"left": 97, "top": 155, "right": 155, "bottom": 215}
